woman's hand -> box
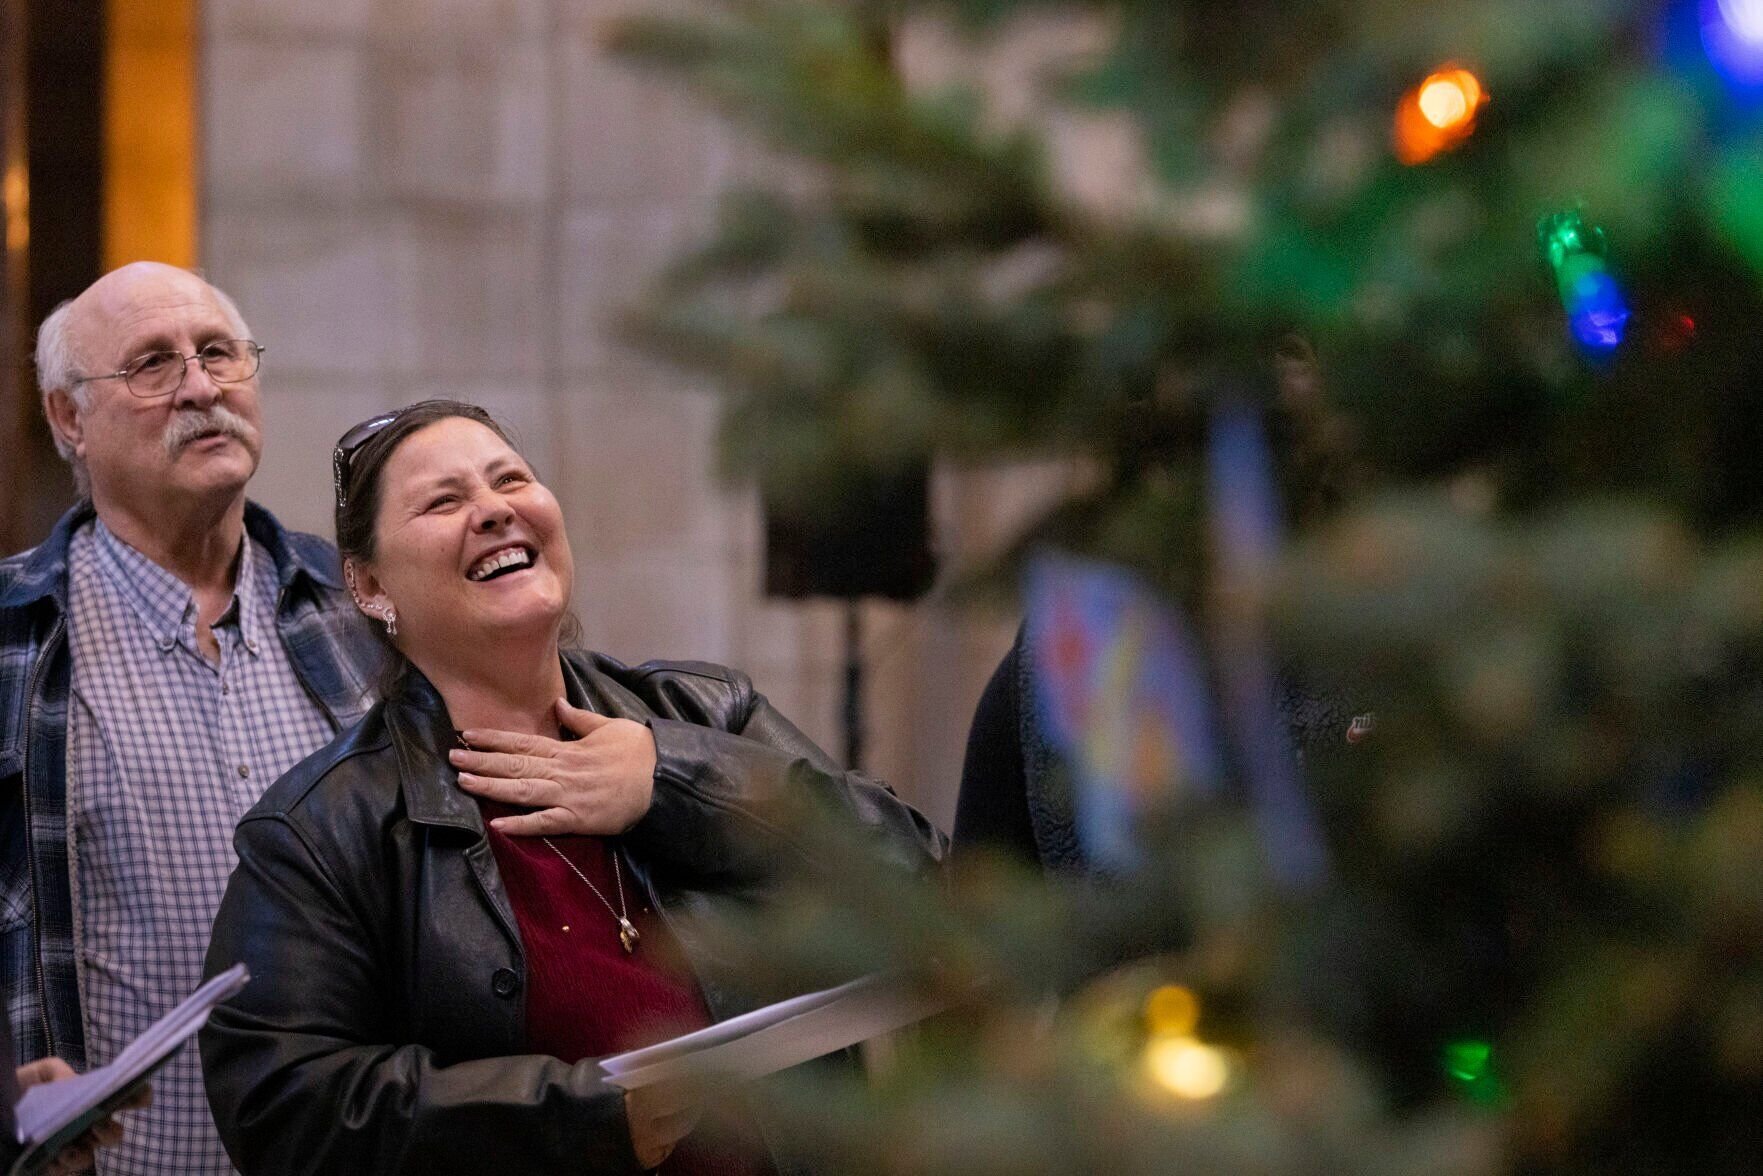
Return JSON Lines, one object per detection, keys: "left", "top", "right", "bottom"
{"left": 451, "top": 699, "right": 657, "bottom": 836}
{"left": 16, "top": 1058, "right": 150, "bottom": 1175}
{"left": 623, "top": 1082, "right": 700, "bottom": 1170}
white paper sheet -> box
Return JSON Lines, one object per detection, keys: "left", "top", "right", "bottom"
{"left": 598, "top": 973, "right": 947, "bottom": 1091}
{"left": 9, "top": 964, "right": 249, "bottom": 1175}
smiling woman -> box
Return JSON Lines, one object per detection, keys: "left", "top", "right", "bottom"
{"left": 329, "top": 401, "right": 581, "bottom": 690}
{"left": 198, "top": 399, "right": 947, "bottom": 1176}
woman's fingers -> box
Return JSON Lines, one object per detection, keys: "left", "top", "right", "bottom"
{"left": 653, "top": 1105, "right": 702, "bottom": 1143}
{"left": 449, "top": 713, "right": 655, "bottom": 836}
{"left": 625, "top": 1084, "right": 703, "bottom": 1169}
{"left": 455, "top": 728, "right": 555, "bottom": 756}
{"left": 484, "top": 806, "right": 588, "bottom": 836}
{"left": 455, "top": 772, "right": 559, "bottom": 809}
{"left": 448, "top": 748, "right": 551, "bottom": 779}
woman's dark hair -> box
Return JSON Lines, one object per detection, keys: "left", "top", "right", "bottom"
{"left": 331, "top": 399, "right": 580, "bottom": 687}
{"left": 336, "top": 400, "right": 515, "bottom": 560}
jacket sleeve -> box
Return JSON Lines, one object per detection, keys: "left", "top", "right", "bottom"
{"left": 200, "top": 814, "right": 639, "bottom": 1176}
{"left": 624, "top": 670, "right": 948, "bottom": 887}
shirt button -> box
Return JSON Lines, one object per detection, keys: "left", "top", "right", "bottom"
{"left": 237, "top": 764, "right": 250, "bottom": 779}
{"left": 491, "top": 968, "right": 520, "bottom": 999}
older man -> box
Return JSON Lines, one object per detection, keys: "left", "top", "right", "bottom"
{"left": 0, "top": 262, "right": 378, "bottom": 1173}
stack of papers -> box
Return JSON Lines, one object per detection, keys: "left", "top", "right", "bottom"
{"left": 8, "top": 964, "right": 249, "bottom": 1176}
{"left": 599, "top": 972, "right": 948, "bottom": 1090}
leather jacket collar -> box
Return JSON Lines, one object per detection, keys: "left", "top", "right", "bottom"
{"left": 383, "top": 655, "right": 651, "bottom": 834}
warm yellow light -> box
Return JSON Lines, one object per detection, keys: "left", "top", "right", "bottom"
{"left": 1143, "top": 985, "right": 1199, "bottom": 1037}
{"left": 1143, "top": 1035, "right": 1230, "bottom": 1100}
{"left": 3, "top": 161, "right": 27, "bottom": 253}
{"left": 1418, "top": 78, "right": 1469, "bottom": 128}
{"left": 105, "top": 0, "right": 197, "bottom": 268}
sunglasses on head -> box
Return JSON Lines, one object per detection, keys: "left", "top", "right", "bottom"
{"left": 331, "top": 410, "right": 406, "bottom": 510}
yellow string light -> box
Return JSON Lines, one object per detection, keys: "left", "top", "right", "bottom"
{"left": 1143, "top": 1035, "right": 1232, "bottom": 1100}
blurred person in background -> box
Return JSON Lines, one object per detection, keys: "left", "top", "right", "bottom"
{"left": 201, "top": 400, "right": 945, "bottom": 1175}
{"left": 0, "top": 262, "right": 379, "bottom": 1174}
{"left": 953, "top": 338, "right": 1363, "bottom": 867}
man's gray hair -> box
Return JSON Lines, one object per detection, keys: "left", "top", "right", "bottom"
{"left": 34, "top": 270, "right": 254, "bottom": 496}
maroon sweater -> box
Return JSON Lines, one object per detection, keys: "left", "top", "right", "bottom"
{"left": 477, "top": 798, "right": 770, "bottom": 1175}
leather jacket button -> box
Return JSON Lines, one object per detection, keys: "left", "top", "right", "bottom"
{"left": 491, "top": 968, "right": 520, "bottom": 999}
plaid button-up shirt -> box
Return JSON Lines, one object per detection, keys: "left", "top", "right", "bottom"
{"left": 0, "top": 502, "right": 378, "bottom": 1147}
{"left": 66, "top": 520, "right": 347, "bottom": 1175}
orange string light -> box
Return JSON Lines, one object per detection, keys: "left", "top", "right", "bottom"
{"left": 1394, "top": 65, "right": 1487, "bottom": 165}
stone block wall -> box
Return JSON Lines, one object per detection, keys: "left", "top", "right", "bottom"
{"left": 202, "top": 0, "right": 1063, "bottom": 828}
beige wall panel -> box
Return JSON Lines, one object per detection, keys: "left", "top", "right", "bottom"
{"left": 559, "top": 43, "right": 728, "bottom": 204}
{"left": 547, "top": 380, "right": 729, "bottom": 558}
{"left": 206, "top": 41, "right": 366, "bottom": 201}
{"left": 200, "top": 0, "right": 1073, "bottom": 829}
{"left": 374, "top": 45, "right": 552, "bottom": 206}
{"left": 553, "top": 206, "right": 711, "bottom": 375}
{"left": 209, "top": 0, "right": 375, "bottom": 39}
{"left": 391, "top": 210, "right": 549, "bottom": 380}
{"left": 251, "top": 374, "right": 398, "bottom": 537}
{"left": 575, "top": 553, "right": 737, "bottom": 667}
{"left": 372, "top": 0, "right": 550, "bottom": 42}
{"left": 204, "top": 210, "right": 416, "bottom": 376}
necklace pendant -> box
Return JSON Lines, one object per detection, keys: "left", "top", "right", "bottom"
{"left": 618, "top": 918, "right": 640, "bottom": 953}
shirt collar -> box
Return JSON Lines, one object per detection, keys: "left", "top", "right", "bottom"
{"left": 230, "top": 533, "right": 267, "bottom": 655}
{"left": 90, "top": 518, "right": 249, "bottom": 653}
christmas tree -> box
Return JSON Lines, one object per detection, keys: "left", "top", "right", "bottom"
{"left": 605, "top": 2, "right": 1763, "bottom": 1171}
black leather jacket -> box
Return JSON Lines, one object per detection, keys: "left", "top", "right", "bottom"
{"left": 200, "top": 651, "right": 947, "bottom": 1175}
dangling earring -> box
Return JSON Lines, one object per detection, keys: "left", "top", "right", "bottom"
{"left": 346, "top": 560, "right": 397, "bottom": 638}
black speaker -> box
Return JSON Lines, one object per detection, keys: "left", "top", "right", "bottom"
{"left": 763, "top": 466, "right": 936, "bottom": 601}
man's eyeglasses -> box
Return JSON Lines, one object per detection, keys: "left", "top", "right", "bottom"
{"left": 332, "top": 410, "right": 406, "bottom": 510}
{"left": 69, "top": 339, "right": 265, "bottom": 400}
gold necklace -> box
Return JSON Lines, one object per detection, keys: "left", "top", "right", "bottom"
{"left": 453, "top": 730, "right": 640, "bottom": 953}
{"left": 541, "top": 836, "right": 641, "bottom": 953}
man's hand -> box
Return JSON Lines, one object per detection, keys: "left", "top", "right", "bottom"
{"left": 16, "top": 1059, "right": 150, "bottom": 1176}
{"left": 451, "top": 699, "right": 657, "bottom": 836}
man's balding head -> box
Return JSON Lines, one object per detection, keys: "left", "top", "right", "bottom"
{"left": 35, "top": 262, "right": 263, "bottom": 508}
{"left": 37, "top": 263, "right": 251, "bottom": 400}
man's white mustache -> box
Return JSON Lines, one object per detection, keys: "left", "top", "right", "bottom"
{"left": 163, "top": 407, "right": 257, "bottom": 455}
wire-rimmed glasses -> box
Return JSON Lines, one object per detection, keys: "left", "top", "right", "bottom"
{"left": 69, "top": 339, "right": 265, "bottom": 400}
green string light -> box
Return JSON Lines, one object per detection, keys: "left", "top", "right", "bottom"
{"left": 1442, "top": 1039, "right": 1506, "bottom": 1106}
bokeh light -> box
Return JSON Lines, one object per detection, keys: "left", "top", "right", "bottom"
{"left": 1539, "top": 209, "right": 1631, "bottom": 356}
{"left": 1143, "top": 984, "right": 1200, "bottom": 1036}
{"left": 1442, "top": 1039, "right": 1506, "bottom": 1106}
{"left": 1718, "top": 0, "right": 1763, "bottom": 44}
{"left": 1703, "top": 0, "right": 1763, "bottom": 83}
{"left": 1394, "top": 65, "right": 1487, "bottom": 164}
{"left": 1653, "top": 311, "right": 1698, "bottom": 352}
{"left": 1418, "top": 69, "right": 1482, "bottom": 129}
{"left": 1143, "top": 1036, "right": 1232, "bottom": 1100}
{"left": 1565, "top": 270, "right": 1631, "bottom": 352}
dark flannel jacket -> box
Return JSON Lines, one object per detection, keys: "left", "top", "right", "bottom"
{"left": 0, "top": 500, "right": 379, "bottom": 1070}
